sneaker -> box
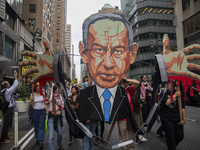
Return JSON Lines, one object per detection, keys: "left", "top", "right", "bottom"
{"left": 69, "top": 139, "right": 73, "bottom": 145}
{"left": 59, "top": 145, "right": 64, "bottom": 150}
{"left": 138, "top": 135, "right": 147, "bottom": 142}
{"left": 39, "top": 141, "right": 43, "bottom": 149}
{"left": 0, "top": 139, "right": 11, "bottom": 144}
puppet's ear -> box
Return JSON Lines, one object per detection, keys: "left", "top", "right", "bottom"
{"left": 79, "top": 41, "right": 88, "bottom": 64}
{"left": 130, "top": 43, "right": 139, "bottom": 64}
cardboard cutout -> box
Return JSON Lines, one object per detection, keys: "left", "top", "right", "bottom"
{"left": 18, "top": 37, "right": 54, "bottom": 94}
{"left": 163, "top": 34, "right": 200, "bottom": 100}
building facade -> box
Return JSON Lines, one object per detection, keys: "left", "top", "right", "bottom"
{"left": 0, "top": 0, "right": 42, "bottom": 84}
{"left": 64, "top": 24, "right": 71, "bottom": 78}
{"left": 121, "top": 0, "right": 177, "bottom": 85}
{"left": 172, "top": 0, "right": 200, "bottom": 50}
{"left": 53, "top": 0, "right": 66, "bottom": 54}
{"left": 23, "top": 0, "right": 55, "bottom": 53}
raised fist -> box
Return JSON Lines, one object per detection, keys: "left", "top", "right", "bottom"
{"left": 18, "top": 37, "right": 54, "bottom": 83}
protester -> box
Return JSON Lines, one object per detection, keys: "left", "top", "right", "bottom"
{"left": 68, "top": 86, "right": 79, "bottom": 145}
{"left": 159, "top": 79, "right": 186, "bottom": 150}
{"left": 117, "top": 75, "right": 140, "bottom": 150}
{"left": 30, "top": 82, "right": 46, "bottom": 149}
{"left": 66, "top": 82, "right": 71, "bottom": 97}
{"left": 140, "top": 75, "right": 153, "bottom": 125}
{"left": 0, "top": 72, "right": 18, "bottom": 144}
{"left": 81, "top": 76, "right": 88, "bottom": 90}
{"left": 45, "top": 85, "right": 64, "bottom": 150}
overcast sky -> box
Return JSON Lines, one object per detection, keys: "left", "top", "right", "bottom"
{"left": 67, "top": 0, "right": 121, "bottom": 82}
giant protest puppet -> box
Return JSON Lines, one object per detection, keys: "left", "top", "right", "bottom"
{"left": 18, "top": 4, "right": 200, "bottom": 149}
{"left": 18, "top": 37, "right": 54, "bottom": 93}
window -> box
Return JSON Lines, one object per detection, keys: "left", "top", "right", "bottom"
{"left": 5, "top": 11, "right": 15, "bottom": 30}
{"left": 57, "top": 26, "right": 60, "bottom": 30}
{"left": 57, "top": 2, "right": 60, "bottom": 6}
{"left": 57, "top": 39, "right": 60, "bottom": 43}
{"left": 4, "top": 36, "right": 14, "bottom": 60}
{"left": 57, "top": 14, "right": 60, "bottom": 18}
{"left": 57, "top": 8, "right": 60, "bottom": 13}
{"left": 56, "top": 45, "right": 59, "bottom": 50}
{"left": 47, "top": 31, "right": 51, "bottom": 41}
{"left": 183, "top": 11, "right": 200, "bottom": 37}
{"left": 182, "top": 0, "right": 190, "bottom": 11}
{"left": 57, "top": 20, "right": 60, "bottom": 24}
{"left": 29, "top": 4, "right": 36, "bottom": 13}
{"left": 137, "top": 7, "right": 174, "bottom": 15}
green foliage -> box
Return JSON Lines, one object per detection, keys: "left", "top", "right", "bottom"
{"left": 17, "top": 84, "right": 30, "bottom": 101}
{"left": 170, "top": 46, "right": 177, "bottom": 51}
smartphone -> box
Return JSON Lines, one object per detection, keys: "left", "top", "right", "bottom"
{"left": 14, "top": 70, "right": 17, "bottom": 74}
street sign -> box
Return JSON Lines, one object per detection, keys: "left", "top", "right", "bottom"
{"left": 22, "top": 56, "right": 38, "bottom": 76}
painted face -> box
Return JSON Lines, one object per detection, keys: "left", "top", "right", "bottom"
{"left": 85, "top": 19, "right": 131, "bottom": 88}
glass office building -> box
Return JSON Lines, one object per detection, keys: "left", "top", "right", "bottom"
{"left": 121, "top": 0, "right": 177, "bottom": 85}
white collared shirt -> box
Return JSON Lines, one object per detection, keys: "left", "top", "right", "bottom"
{"left": 96, "top": 84, "right": 118, "bottom": 115}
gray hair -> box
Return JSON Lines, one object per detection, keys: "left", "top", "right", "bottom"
{"left": 82, "top": 12, "right": 133, "bottom": 53}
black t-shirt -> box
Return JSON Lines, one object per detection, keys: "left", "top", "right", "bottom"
{"left": 160, "top": 89, "right": 185, "bottom": 122}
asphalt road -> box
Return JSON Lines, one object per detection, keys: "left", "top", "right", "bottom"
{"left": 0, "top": 104, "right": 199, "bottom": 150}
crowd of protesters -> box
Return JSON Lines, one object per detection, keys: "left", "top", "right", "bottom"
{"left": 0, "top": 74, "right": 186, "bottom": 150}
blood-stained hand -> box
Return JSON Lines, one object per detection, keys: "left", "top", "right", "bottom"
{"left": 163, "top": 34, "right": 200, "bottom": 81}
{"left": 18, "top": 37, "right": 54, "bottom": 83}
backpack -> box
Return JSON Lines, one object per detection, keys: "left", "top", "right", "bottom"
{"left": 0, "top": 90, "right": 9, "bottom": 110}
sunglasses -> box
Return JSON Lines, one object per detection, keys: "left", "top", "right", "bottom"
{"left": 36, "top": 85, "right": 40, "bottom": 87}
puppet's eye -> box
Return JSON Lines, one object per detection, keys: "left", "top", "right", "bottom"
{"left": 95, "top": 49, "right": 104, "bottom": 53}
{"left": 114, "top": 50, "right": 122, "bottom": 54}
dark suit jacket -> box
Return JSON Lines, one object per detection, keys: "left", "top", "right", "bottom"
{"left": 77, "top": 85, "right": 141, "bottom": 133}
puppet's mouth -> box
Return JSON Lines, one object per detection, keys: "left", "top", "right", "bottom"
{"left": 99, "top": 73, "right": 116, "bottom": 81}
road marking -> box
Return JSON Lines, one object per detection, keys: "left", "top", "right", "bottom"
{"left": 18, "top": 116, "right": 27, "bottom": 119}
{"left": 18, "top": 127, "right": 34, "bottom": 145}
{"left": 186, "top": 118, "right": 196, "bottom": 122}
{"left": 20, "top": 132, "right": 35, "bottom": 150}
{"left": 10, "top": 128, "right": 34, "bottom": 150}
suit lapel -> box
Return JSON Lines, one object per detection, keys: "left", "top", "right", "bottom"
{"left": 109, "top": 86, "right": 126, "bottom": 122}
{"left": 87, "top": 86, "right": 104, "bottom": 121}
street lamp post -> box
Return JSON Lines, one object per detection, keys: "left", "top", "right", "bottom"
{"left": 151, "top": 38, "right": 162, "bottom": 54}
{"left": 32, "top": 27, "right": 40, "bottom": 51}
{"left": 29, "top": 19, "right": 40, "bottom": 51}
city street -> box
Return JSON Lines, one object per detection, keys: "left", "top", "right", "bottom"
{"left": 0, "top": 104, "right": 199, "bottom": 150}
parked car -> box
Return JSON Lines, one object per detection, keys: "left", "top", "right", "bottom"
{"left": 186, "top": 85, "right": 200, "bottom": 105}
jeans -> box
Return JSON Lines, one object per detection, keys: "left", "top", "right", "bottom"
{"left": 32, "top": 108, "right": 46, "bottom": 141}
{"left": 48, "top": 117, "right": 62, "bottom": 150}
{"left": 82, "top": 121, "right": 97, "bottom": 150}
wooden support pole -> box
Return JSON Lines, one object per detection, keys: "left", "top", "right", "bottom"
{"left": 104, "top": 121, "right": 116, "bottom": 146}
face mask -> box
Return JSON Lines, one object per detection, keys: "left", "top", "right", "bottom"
{"left": 83, "top": 82, "right": 88, "bottom": 88}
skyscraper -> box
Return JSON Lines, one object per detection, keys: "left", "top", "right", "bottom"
{"left": 121, "top": 0, "right": 177, "bottom": 85}
{"left": 172, "top": 0, "right": 200, "bottom": 50}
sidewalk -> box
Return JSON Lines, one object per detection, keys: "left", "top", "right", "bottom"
{"left": 0, "top": 112, "right": 32, "bottom": 150}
